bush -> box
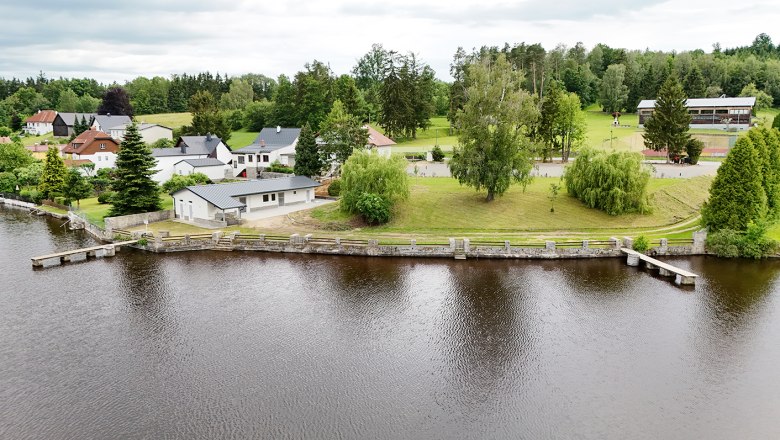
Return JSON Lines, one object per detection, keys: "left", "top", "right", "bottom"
{"left": 328, "top": 179, "right": 342, "bottom": 197}
{"left": 267, "top": 161, "right": 294, "bottom": 174}
{"left": 633, "top": 235, "right": 649, "bottom": 252}
{"left": 20, "top": 188, "right": 43, "bottom": 204}
{"left": 0, "top": 171, "right": 18, "bottom": 193}
{"left": 686, "top": 138, "right": 703, "bottom": 165}
{"left": 773, "top": 114, "right": 780, "bottom": 130}
{"left": 340, "top": 151, "right": 409, "bottom": 218}
{"left": 356, "top": 192, "right": 391, "bottom": 225}
{"left": 706, "top": 223, "right": 778, "bottom": 258}
{"left": 563, "top": 148, "right": 651, "bottom": 215}
{"left": 161, "top": 173, "right": 211, "bottom": 194}
{"left": 97, "top": 191, "right": 115, "bottom": 204}
{"left": 431, "top": 145, "right": 445, "bottom": 162}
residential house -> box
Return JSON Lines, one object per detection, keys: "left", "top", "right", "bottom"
{"left": 366, "top": 126, "right": 396, "bottom": 157}
{"left": 173, "top": 158, "right": 231, "bottom": 181}
{"left": 90, "top": 114, "right": 132, "bottom": 134}
{"left": 151, "top": 134, "right": 232, "bottom": 183}
{"left": 108, "top": 122, "right": 173, "bottom": 143}
{"left": 638, "top": 97, "right": 756, "bottom": 130}
{"left": 62, "top": 128, "right": 120, "bottom": 170}
{"left": 170, "top": 176, "right": 319, "bottom": 226}
{"left": 26, "top": 143, "right": 67, "bottom": 160}
{"left": 231, "top": 127, "right": 300, "bottom": 178}
{"left": 24, "top": 110, "right": 58, "bottom": 135}
{"left": 52, "top": 112, "right": 96, "bottom": 137}
{"left": 0, "top": 136, "right": 12, "bottom": 144}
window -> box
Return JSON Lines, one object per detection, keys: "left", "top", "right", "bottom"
{"left": 271, "top": 194, "right": 276, "bottom": 201}
{"left": 263, "top": 194, "right": 269, "bottom": 202}
{"left": 100, "top": 143, "right": 106, "bottom": 149}
{"left": 715, "top": 109, "right": 728, "bottom": 114}
{"left": 239, "top": 196, "right": 247, "bottom": 204}
{"left": 293, "top": 191, "right": 297, "bottom": 195}
{"left": 237, "top": 156, "right": 245, "bottom": 164}
{"left": 248, "top": 155, "right": 254, "bottom": 162}
{"left": 262, "top": 154, "right": 270, "bottom": 162}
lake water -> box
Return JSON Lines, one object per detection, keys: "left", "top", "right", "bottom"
{"left": 2, "top": 205, "right": 780, "bottom": 439}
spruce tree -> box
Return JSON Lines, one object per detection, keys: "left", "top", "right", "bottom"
{"left": 38, "top": 146, "right": 68, "bottom": 201}
{"left": 109, "top": 122, "right": 161, "bottom": 216}
{"left": 747, "top": 128, "right": 778, "bottom": 216}
{"left": 293, "top": 123, "right": 323, "bottom": 178}
{"left": 683, "top": 65, "right": 706, "bottom": 98}
{"left": 761, "top": 127, "right": 780, "bottom": 217}
{"left": 644, "top": 76, "right": 691, "bottom": 160}
{"left": 702, "top": 137, "right": 767, "bottom": 231}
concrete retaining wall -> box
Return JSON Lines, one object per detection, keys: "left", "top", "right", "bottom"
{"left": 104, "top": 210, "right": 173, "bottom": 233}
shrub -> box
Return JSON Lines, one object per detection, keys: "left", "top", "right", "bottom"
{"left": 267, "top": 161, "right": 294, "bottom": 174}
{"left": 633, "top": 235, "right": 650, "bottom": 252}
{"left": 97, "top": 191, "right": 115, "bottom": 204}
{"left": 706, "top": 223, "right": 778, "bottom": 258}
{"left": 431, "top": 145, "right": 445, "bottom": 162}
{"left": 0, "top": 171, "right": 18, "bottom": 193}
{"left": 686, "top": 138, "right": 703, "bottom": 165}
{"left": 563, "top": 148, "right": 651, "bottom": 215}
{"left": 356, "top": 192, "right": 391, "bottom": 225}
{"left": 161, "top": 173, "right": 211, "bottom": 194}
{"left": 137, "top": 238, "right": 148, "bottom": 247}
{"left": 327, "top": 179, "right": 342, "bottom": 197}
{"left": 20, "top": 188, "right": 43, "bottom": 204}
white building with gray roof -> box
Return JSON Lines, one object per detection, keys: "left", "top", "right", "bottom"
{"left": 232, "top": 126, "right": 300, "bottom": 177}
{"left": 151, "top": 134, "right": 232, "bottom": 182}
{"left": 170, "top": 176, "right": 320, "bottom": 226}
{"left": 638, "top": 97, "right": 756, "bottom": 130}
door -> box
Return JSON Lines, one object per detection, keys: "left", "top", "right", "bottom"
{"left": 278, "top": 192, "right": 285, "bottom": 206}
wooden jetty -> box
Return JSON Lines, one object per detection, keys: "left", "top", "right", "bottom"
{"left": 31, "top": 240, "right": 138, "bottom": 268}
{"left": 621, "top": 248, "right": 698, "bottom": 286}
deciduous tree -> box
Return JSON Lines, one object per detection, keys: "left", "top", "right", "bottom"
{"left": 598, "top": 64, "right": 628, "bottom": 113}
{"left": 98, "top": 86, "right": 134, "bottom": 116}
{"left": 319, "top": 100, "right": 368, "bottom": 165}
{"left": 448, "top": 54, "right": 539, "bottom": 201}
{"left": 62, "top": 168, "right": 93, "bottom": 207}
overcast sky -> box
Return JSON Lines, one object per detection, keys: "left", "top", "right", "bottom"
{"left": 0, "top": 0, "right": 777, "bottom": 84}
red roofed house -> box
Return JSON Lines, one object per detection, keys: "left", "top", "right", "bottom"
{"left": 62, "top": 128, "right": 120, "bottom": 170}
{"left": 24, "top": 110, "right": 58, "bottom": 135}
{"left": 365, "top": 126, "right": 396, "bottom": 158}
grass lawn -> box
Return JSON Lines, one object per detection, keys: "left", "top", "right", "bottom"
{"left": 310, "top": 175, "right": 712, "bottom": 239}
{"left": 228, "top": 129, "right": 260, "bottom": 149}
{"left": 388, "top": 117, "right": 458, "bottom": 152}
{"left": 70, "top": 196, "right": 173, "bottom": 227}
{"left": 20, "top": 133, "right": 61, "bottom": 147}
{"left": 139, "top": 113, "right": 192, "bottom": 129}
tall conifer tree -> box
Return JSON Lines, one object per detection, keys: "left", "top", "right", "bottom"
{"left": 293, "top": 123, "right": 324, "bottom": 178}
{"left": 38, "top": 146, "right": 67, "bottom": 201}
{"left": 109, "top": 122, "right": 161, "bottom": 216}
{"left": 643, "top": 76, "right": 691, "bottom": 160}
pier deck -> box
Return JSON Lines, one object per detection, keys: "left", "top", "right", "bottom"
{"left": 31, "top": 240, "right": 138, "bottom": 267}
{"left": 621, "top": 248, "right": 698, "bottom": 285}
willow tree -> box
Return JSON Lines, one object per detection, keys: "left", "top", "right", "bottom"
{"left": 702, "top": 136, "right": 766, "bottom": 231}
{"left": 563, "top": 148, "right": 651, "bottom": 215}
{"left": 448, "top": 53, "right": 539, "bottom": 201}
{"left": 340, "top": 150, "right": 408, "bottom": 220}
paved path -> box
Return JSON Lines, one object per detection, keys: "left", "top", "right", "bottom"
{"left": 241, "top": 198, "right": 336, "bottom": 221}
{"left": 407, "top": 160, "right": 721, "bottom": 179}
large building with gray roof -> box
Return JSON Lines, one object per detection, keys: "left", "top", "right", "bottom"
{"left": 638, "top": 97, "right": 756, "bottom": 130}
{"left": 232, "top": 127, "right": 300, "bottom": 178}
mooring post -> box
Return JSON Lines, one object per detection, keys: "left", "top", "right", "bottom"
{"left": 626, "top": 252, "right": 640, "bottom": 266}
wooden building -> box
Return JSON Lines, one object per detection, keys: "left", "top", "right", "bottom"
{"left": 637, "top": 97, "right": 756, "bottom": 130}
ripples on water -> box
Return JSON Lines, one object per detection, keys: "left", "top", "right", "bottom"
{"left": 1, "top": 206, "right": 780, "bottom": 439}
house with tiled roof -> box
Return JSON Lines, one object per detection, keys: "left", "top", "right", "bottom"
{"left": 26, "top": 143, "right": 67, "bottom": 160}
{"left": 365, "top": 125, "right": 395, "bottom": 157}
{"left": 62, "top": 128, "right": 120, "bottom": 170}
{"left": 24, "top": 110, "right": 58, "bottom": 135}
{"left": 151, "top": 134, "right": 232, "bottom": 182}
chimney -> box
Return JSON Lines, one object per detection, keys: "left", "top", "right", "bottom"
{"left": 206, "top": 132, "right": 212, "bottom": 141}
{"left": 180, "top": 141, "right": 187, "bottom": 154}
{"left": 276, "top": 126, "right": 281, "bottom": 133}
{"left": 261, "top": 139, "right": 265, "bottom": 147}
{"left": 107, "top": 113, "right": 111, "bottom": 117}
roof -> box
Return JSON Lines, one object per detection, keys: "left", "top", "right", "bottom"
{"left": 152, "top": 135, "right": 224, "bottom": 157}
{"left": 637, "top": 97, "right": 757, "bottom": 109}
{"left": 0, "top": 136, "right": 12, "bottom": 144}
{"left": 107, "top": 122, "right": 172, "bottom": 131}
{"left": 56, "top": 112, "right": 96, "bottom": 126}
{"left": 26, "top": 110, "right": 58, "bottom": 124}
{"left": 63, "top": 159, "right": 93, "bottom": 167}
{"left": 172, "top": 176, "right": 320, "bottom": 210}
{"left": 175, "top": 158, "right": 226, "bottom": 168}
{"left": 63, "top": 128, "right": 116, "bottom": 154}
{"left": 366, "top": 126, "right": 395, "bottom": 147}
{"left": 26, "top": 144, "right": 66, "bottom": 153}
{"left": 93, "top": 114, "right": 131, "bottom": 129}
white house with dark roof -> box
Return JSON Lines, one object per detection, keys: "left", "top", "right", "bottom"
{"left": 173, "top": 158, "right": 231, "bottom": 181}
{"left": 170, "top": 176, "right": 320, "bottom": 226}
{"left": 108, "top": 122, "right": 173, "bottom": 143}
{"left": 90, "top": 114, "right": 132, "bottom": 133}
{"left": 232, "top": 126, "right": 300, "bottom": 177}
{"left": 638, "top": 97, "right": 756, "bottom": 130}
{"left": 151, "top": 134, "right": 232, "bottom": 182}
